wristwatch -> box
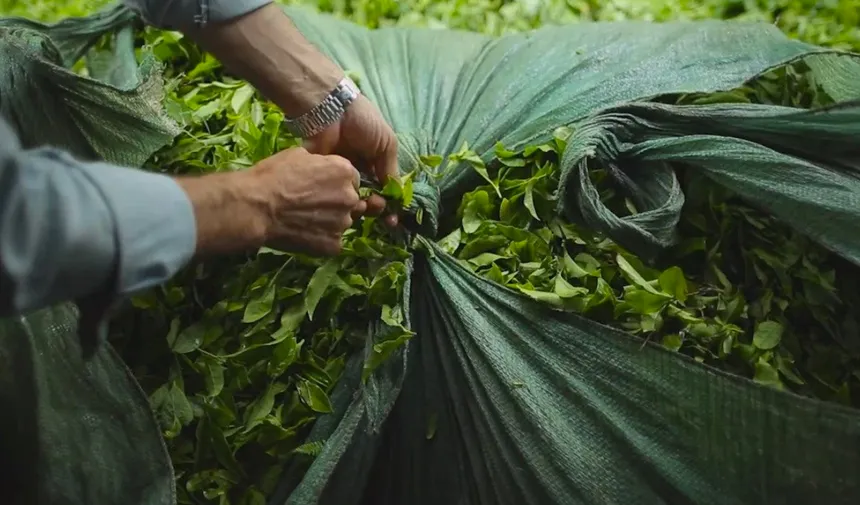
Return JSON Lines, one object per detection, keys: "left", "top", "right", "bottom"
{"left": 283, "top": 77, "right": 361, "bottom": 138}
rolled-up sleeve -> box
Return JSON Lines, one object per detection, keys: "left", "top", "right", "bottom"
{"left": 0, "top": 118, "right": 196, "bottom": 317}
{"left": 123, "top": 0, "right": 273, "bottom": 29}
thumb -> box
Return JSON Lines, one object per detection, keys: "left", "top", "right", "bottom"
{"left": 374, "top": 136, "right": 399, "bottom": 186}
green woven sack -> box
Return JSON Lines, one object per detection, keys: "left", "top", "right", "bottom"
{"left": 1, "top": 5, "right": 859, "bottom": 505}
{"left": 0, "top": 8, "right": 178, "bottom": 505}
{"left": 274, "top": 8, "right": 860, "bottom": 505}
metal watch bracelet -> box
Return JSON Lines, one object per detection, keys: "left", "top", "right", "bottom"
{"left": 283, "top": 77, "right": 360, "bottom": 138}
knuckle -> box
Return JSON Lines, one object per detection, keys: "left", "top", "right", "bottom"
{"left": 385, "top": 126, "right": 397, "bottom": 141}
{"left": 344, "top": 188, "right": 360, "bottom": 204}
{"left": 324, "top": 160, "right": 354, "bottom": 182}
{"left": 331, "top": 153, "right": 350, "bottom": 164}
{"left": 328, "top": 154, "right": 353, "bottom": 171}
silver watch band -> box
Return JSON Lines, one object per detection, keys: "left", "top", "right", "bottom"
{"left": 283, "top": 77, "right": 361, "bottom": 138}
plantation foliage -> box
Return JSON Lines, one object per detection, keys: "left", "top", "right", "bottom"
{"left": 1, "top": 3, "right": 860, "bottom": 505}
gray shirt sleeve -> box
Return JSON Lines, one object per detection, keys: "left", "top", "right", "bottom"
{"left": 123, "top": 0, "right": 273, "bottom": 29}
{"left": 0, "top": 118, "right": 196, "bottom": 317}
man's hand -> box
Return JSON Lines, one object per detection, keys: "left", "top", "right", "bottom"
{"left": 177, "top": 147, "right": 371, "bottom": 257}
{"left": 304, "top": 96, "right": 399, "bottom": 226}
{"left": 250, "top": 147, "right": 370, "bottom": 255}
{"left": 183, "top": 5, "right": 400, "bottom": 227}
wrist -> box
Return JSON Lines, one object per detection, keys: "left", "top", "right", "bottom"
{"left": 175, "top": 171, "right": 270, "bottom": 255}
{"left": 283, "top": 76, "right": 360, "bottom": 138}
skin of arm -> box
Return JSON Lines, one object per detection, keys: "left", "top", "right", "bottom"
{"left": 0, "top": 121, "right": 324, "bottom": 316}
{"left": 184, "top": 6, "right": 345, "bottom": 117}
{"left": 125, "top": 1, "right": 344, "bottom": 117}
{"left": 0, "top": 1, "right": 368, "bottom": 316}
{"left": 177, "top": 3, "right": 398, "bottom": 222}
{"left": 131, "top": 0, "right": 398, "bottom": 216}
{"left": 174, "top": 170, "right": 270, "bottom": 255}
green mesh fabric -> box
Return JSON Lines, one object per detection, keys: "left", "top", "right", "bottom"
{"left": 359, "top": 244, "right": 860, "bottom": 505}
{"left": 1, "top": 4, "right": 859, "bottom": 505}
{"left": 0, "top": 7, "right": 179, "bottom": 505}
{"left": 0, "top": 305, "right": 177, "bottom": 505}
{"left": 0, "top": 7, "right": 179, "bottom": 163}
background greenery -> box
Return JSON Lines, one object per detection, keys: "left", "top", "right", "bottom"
{"left": 1, "top": 0, "right": 858, "bottom": 51}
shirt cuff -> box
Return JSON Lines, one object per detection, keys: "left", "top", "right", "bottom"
{"left": 76, "top": 161, "right": 197, "bottom": 297}
{"left": 124, "top": 0, "right": 274, "bottom": 29}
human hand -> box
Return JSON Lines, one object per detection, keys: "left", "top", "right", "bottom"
{"left": 249, "top": 147, "right": 373, "bottom": 256}
{"left": 303, "top": 95, "right": 400, "bottom": 226}
{"left": 179, "top": 147, "right": 372, "bottom": 257}
{"left": 182, "top": 5, "right": 398, "bottom": 225}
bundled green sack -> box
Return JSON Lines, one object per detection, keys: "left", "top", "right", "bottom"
{"left": 1, "top": 4, "right": 860, "bottom": 505}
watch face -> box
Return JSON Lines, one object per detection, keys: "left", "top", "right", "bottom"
{"left": 336, "top": 78, "right": 360, "bottom": 103}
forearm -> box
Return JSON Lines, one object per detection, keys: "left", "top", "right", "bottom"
{"left": 174, "top": 171, "right": 269, "bottom": 255}
{"left": 0, "top": 121, "right": 196, "bottom": 316}
{"left": 183, "top": 3, "right": 344, "bottom": 117}
{"left": 126, "top": 1, "right": 343, "bottom": 116}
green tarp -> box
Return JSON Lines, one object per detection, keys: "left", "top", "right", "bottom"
{"left": 1, "top": 4, "right": 859, "bottom": 505}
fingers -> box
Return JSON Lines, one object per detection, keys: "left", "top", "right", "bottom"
{"left": 374, "top": 131, "right": 399, "bottom": 186}
{"left": 258, "top": 148, "right": 370, "bottom": 258}
{"left": 329, "top": 154, "right": 386, "bottom": 221}
{"left": 363, "top": 194, "right": 386, "bottom": 216}
{"left": 375, "top": 131, "right": 401, "bottom": 227}
{"left": 351, "top": 199, "right": 368, "bottom": 219}
{"left": 327, "top": 154, "right": 374, "bottom": 226}
{"left": 292, "top": 107, "right": 401, "bottom": 232}
{"left": 326, "top": 153, "right": 361, "bottom": 197}
{"left": 352, "top": 167, "right": 361, "bottom": 192}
